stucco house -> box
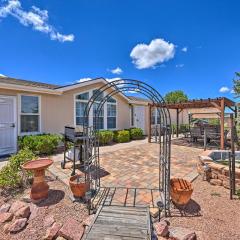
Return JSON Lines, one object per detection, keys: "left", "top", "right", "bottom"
{"left": 0, "top": 76, "right": 189, "bottom": 155}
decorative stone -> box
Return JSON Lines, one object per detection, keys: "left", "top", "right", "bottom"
{"left": 29, "top": 203, "right": 39, "bottom": 221}
{"left": 15, "top": 206, "right": 30, "bottom": 219}
{"left": 0, "top": 212, "right": 13, "bottom": 223}
{"left": 169, "top": 226, "right": 196, "bottom": 240}
{"left": 59, "top": 218, "right": 84, "bottom": 240}
{"left": 0, "top": 199, "right": 5, "bottom": 208}
{"left": 9, "top": 218, "right": 28, "bottom": 233}
{"left": 150, "top": 208, "right": 159, "bottom": 218}
{"left": 3, "top": 223, "right": 11, "bottom": 234}
{"left": 222, "top": 180, "right": 230, "bottom": 189}
{"left": 9, "top": 201, "right": 27, "bottom": 213}
{"left": 0, "top": 203, "right": 11, "bottom": 213}
{"left": 44, "top": 215, "right": 55, "bottom": 228}
{"left": 82, "top": 215, "right": 94, "bottom": 227}
{"left": 209, "top": 179, "right": 222, "bottom": 186}
{"left": 44, "top": 222, "right": 62, "bottom": 240}
{"left": 154, "top": 221, "right": 169, "bottom": 237}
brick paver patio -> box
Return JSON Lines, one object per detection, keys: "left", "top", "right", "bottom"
{"left": 48, "top": 140, "right": 202, "bottom": 209}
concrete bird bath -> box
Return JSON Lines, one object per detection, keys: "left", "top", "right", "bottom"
{"left": 22, "top": 158, "right": 53, "bottom": 201}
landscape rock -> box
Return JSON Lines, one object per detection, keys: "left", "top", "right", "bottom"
{"left": 15, "top": 206, "right": 30, "bottom": 219}
{"left": 9, "top": 200, "right": 27, "bottom": 213}
{"left": 9, "top": 218, "right": 28, "bottom": 233}
{"left": 0, "top": 212, "right": 13, "bottom": 223}
{"left": 154, "top": 221, "right": 169, "bottom": 237}
{"left": 59, "top": 218, "right": 84, "bottom": 240}
{"left": 44, "top": 215, "right": 55, "bottom": 228}
{"left": 0, "top": 199, "right": 5, "bottom": 207}
{"left": 44, "top": 222, "right": 62, "bottom": 240}
{"left": 209, "top": 179, "right": 222, "bottom": 186}
{"left": 82, "top": 214, "right": 94, "bottom": 227}
{"left": 28, "top": 203, "right": 39, "bottom": 221}
{"left": 169, "top": 226, "right": 196, "bottom": 240}
{"left": 3, "top": 223, "right": 11, "bottom": 234}
{"left": 0, "top": 203, "right": 11, "bottom": 213}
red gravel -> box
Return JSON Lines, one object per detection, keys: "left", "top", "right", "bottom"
{"left": 166, "top": 177, "right": 240, "bottom": 240}
{"left": 0, "top": 174, "right": 88, "bottom": 240}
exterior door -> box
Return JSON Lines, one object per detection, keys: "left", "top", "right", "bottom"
{"left": 0, "top": 96, "right": 17, "bottom": 156}
{"left": 134, "top": 106, "right": 145, "bottom": 134}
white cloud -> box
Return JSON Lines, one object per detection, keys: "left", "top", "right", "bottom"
{"left": 181, "top": 47, "right": 188, "bottom": 52}
{"left": 105, "top": 77, "right": 121, "bottom": 82}
{"left": 109, "top": 67, "right": 123, "bottom": 75}
{"left": 176, "top": 64, "right": 184, "bottom": 68}
{"left": 77, "top": 78, "right": 92, "bottom": 83}
{"left": 219, "top": 86, "right": 230, "bottom": 93}
{"left": 0, "top": 0, "right": 74, "bottom": 42}
{"left": 76, "top": 77, "right": 121, "bottom": 83}
{"left": 130, "top": 38, "right": 175, "bottom": 69}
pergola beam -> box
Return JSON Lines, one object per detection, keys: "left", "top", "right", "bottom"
{"left": 148, "top": 97, "right": 236, "bottom": 150}
{"left": 220, "top": 98, "right": 225, "bottom": 149}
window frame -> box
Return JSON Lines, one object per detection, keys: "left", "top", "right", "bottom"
{"left": 74, "top": 89, "right": 117, "bottom": 130}
{"left": 107, "top": 100, "right": 117, "bottom": 130}
{"left": 18, "top": 94, "right": 41, "bottom": 135}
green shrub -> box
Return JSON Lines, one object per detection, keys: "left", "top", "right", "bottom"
{"left": 114, "top": 130, "right": 130, "bottom": 143}
{"left": 97, "top": 130, "right": 114, "bottom": 145}
{"left": 130, "top": 128, "right": 143, "bottom": 140}
{"left": 18, "top": 134, "right": 62, "bottom": 155}
{"left": 0, "top": 148, "right": 36, "bottom": 188}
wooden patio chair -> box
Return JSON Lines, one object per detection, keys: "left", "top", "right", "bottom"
{"left": 190, "top": 127, "right": 202, "bottom": 142}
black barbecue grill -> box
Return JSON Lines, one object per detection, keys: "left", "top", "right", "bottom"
{"left": 61, "top": 126, "right": 86, "bottom": 176}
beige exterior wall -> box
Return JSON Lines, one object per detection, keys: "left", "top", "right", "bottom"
{"left": 0, "top": 82, "right": 131, "bottom": 135}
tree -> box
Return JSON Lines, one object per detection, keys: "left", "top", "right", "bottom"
{"left": 233, "top": 72, "right": 240, "bottom": 97}
{"left": 164, "top": 90, "right": 188, "bottom": 103}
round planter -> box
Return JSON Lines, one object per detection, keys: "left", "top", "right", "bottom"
{"left": 69, "top": 175, "right": 89, "bottom": 198}
{"left": 170, "top": 178, "right": 193, "bottom": 206}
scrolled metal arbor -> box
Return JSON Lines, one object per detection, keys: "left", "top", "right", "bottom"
{"left": 83, "top": 79, "right": 171, "bottom": 215}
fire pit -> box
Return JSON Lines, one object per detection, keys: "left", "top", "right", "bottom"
{"left": 22, "top": 158, "right": 53, "bottom": 201}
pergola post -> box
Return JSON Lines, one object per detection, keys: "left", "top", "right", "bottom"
{"left": 176, "top": 108, "right": 179, "bottom": 138}
{"left": 148, "top": 104, "right": 152, "bottom": 143}
{"left": 220, "top": 98, "right": 225, "bottom": 149}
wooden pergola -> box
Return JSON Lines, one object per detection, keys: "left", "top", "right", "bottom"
{"left": 149, "top": 97, "right": 236, "bottom": 149}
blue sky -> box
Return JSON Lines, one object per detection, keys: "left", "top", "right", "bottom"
{"left": 0, "top": 0, "right": 239, "bottom": 99}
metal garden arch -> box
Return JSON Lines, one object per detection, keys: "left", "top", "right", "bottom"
{"left": 83, "top": 79, "right": 171, "bottom": 215}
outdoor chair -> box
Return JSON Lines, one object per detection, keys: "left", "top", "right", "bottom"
{"left": 190, "top": 127, "right": 202, "bottom": 142}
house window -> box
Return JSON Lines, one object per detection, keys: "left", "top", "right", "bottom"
{"left": 93, "top": 103, "right": 104, "bottom": 129}
{"left": 151, "top": 108, "right": 160, "bottom": 125}
{"left": 107, "top": 101, "right": 116, "bottom": 129}
{"left": 75, "top": 92, "right": 89, "bottom": 126}
{"left": 20, "top": 95, "right": 40, "bottom": 133}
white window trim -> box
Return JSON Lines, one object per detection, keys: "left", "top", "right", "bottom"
{"left": 73, "top": 89, "right": 117, "bottom": 130}
{"left": 18, "top": 94, "right": 41, "bottom": 135}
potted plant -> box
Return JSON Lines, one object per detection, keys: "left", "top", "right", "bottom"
{"left": 170, "top": 178, "right": 193, "bottom": 206}
{"left": 69, "top": 174, "right": 89, "bottom": 198}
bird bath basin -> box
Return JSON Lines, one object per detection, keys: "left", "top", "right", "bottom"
{"left": 22, "top": 158, "right": 53, "bottom": 201}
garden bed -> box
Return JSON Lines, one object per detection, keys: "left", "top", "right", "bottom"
{"left": 0, "top": 173, "right": 88, "bottom": 240}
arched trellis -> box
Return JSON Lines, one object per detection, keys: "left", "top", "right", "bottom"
{"left": 82, "top": 79, "right": 171, "bottom": 215}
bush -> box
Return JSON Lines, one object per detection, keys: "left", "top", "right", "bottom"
{"left": 114, "top": 130, "right": 130, "bottom": 143}
{"left": 18, "top": 134, "right": 62, "bottom": 155}
{"left": 0, "top": 148, "right": 36, "bottom": 188}
{"left": 130, "top": 128, "right": 143, "bottom": 140}
{"left": 97, "top": 130, "right": 114, "bottom": 145}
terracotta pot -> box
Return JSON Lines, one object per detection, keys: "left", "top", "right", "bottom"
{"left": 170, "top": 178, "right": 193, "bottom": 206}
{"left": 69, "top": 175, "right": 89, "bottom": 198}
